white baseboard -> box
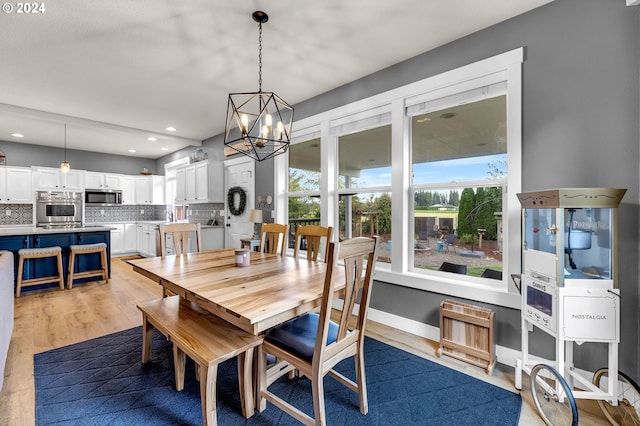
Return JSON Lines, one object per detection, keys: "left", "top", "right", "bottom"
{"left": 366, "top": 307, "right": 522, "bottom": 369}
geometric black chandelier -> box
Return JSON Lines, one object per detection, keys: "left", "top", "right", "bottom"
{"left": 224, "top": 11, "right": 294, "bottom": 162}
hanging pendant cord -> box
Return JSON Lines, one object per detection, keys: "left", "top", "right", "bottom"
{"left": 64, "top": 124, "right": 67, "bottom": 162}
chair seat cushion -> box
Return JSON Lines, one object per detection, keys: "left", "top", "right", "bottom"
{"left": 70, "top": 243, "right": 107, "bottom": 251}
{"left": 18, "top": 246, "right": 62, "bottom": 256}
{"left": 265, "top": 312, "right": 339, "bottom": 361}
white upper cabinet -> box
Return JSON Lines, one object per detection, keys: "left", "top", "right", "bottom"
{"left": 174, "top": 161, "right": 223, "bottom": 203}
{"left": 85, "top": 172, "right": 122, "bottom": 189}
{"left": 32, "top": 167, "right": 84, "bottom": 191}
{"left": 120, "top": 175, "right": 135, "bottom": 205}
{"left": 0, "top": 167, "right": 32, "bottom": 203}
{"left": 135, "top": 175, "right": 165, "bottom": 205}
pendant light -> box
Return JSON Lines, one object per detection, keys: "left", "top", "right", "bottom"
{"left": 60, "top": 124, "right": 70, "bottom": 173}
{"left": 223, "top": 11, "right": 294, "bottom": 162}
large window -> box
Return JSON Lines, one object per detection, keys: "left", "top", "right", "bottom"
{"left": 337, "top": 125, "right": 392, "bottom": 263}
{"left": 410, "top": 96, "right": 506, "bottom": 282}
{"left": 279, "top": 49, "right": 522, "bottom": 307}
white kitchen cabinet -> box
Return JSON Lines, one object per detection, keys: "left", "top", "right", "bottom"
{"left": 123, "top": 223, "right": 137, "bottom": 252}
{"left": 108, "top": 224, "right": 124, "bottom": 255}
{"left": 0, "top": 167, "right": 32, "bottom": 203}
{"left": 137, "top": 223, "right": 159, "bottom": 257}
{"left": 85, "top": 172, "right": 122, "bottom": 189}
{"left": 135, "top": 176, "right": 164, "bottom": 205}
{"left": 174, "top": 161, "right": 223, "bottom": 203}
{"left": 32, "top": 167, "right": 84, "bottom": 191}
{"left": 202, "top": 227, "right": 224, "bottom": 250}
{"left": 120, "top": 176, "right": 135, "bottom": 205}
{"left": 175, "top": 168, "right": 186, "bottom": 203}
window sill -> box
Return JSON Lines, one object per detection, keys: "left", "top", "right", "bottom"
{"left": 373, "top": 266, "right": 522, "bottom": 309}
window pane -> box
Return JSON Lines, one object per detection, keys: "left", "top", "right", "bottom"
{"left": 338, "top": 192, "right": 391, "bottom": 264}
{"left": 412, "top": 186, "right": 503, "bottom": 280}
{"left": 338, "top": 125, "right": 391, "bottom": 189}
{"left": 289, "top": 138, "right": 321, "bottom": 192}
{"left": 287, "top": 195, "right": 321, "bottom": 249}
{"left": 412, "top": 96, "right": 507, "bottom": 184}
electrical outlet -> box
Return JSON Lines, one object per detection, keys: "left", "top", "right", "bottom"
{"left": 100, "top": 209, "right": 105, "bottom": 215}
{"left": 219, "top": 210, "right": 224, "bottom": 217}
{"left": 5, "top": 209, "right": 10, "bottom": 216}
{"left": 140, "top": 209, "right": 144, "bottom": 215}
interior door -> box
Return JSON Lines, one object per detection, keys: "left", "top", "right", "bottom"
{"left": 224, "top": 158, "right": 255, "bottom": 248}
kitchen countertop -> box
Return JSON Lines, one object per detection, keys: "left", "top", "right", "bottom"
{"left": 88, "top": 221, "right": 225, "bottom": 229}
{"left": 0, "top": 225, "right": 116, "bottom": 236}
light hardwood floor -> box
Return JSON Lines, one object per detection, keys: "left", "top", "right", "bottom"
{"left": 0, "top": 257, "right": 610, "bottom": 425}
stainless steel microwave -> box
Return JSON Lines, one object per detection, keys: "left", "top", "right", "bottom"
{"left": 85, "top": 189, "right": 122, "bottom": 206}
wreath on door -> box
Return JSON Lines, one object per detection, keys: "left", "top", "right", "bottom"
{"left": 227, "top": 186, "right": 247, "bottom": 216}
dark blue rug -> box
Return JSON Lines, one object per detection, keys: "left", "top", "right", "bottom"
{"left": 34, "top": 327, "right": 521, "bottom": 425}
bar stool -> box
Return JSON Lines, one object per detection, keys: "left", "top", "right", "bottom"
{"left": 67, "top": 243, "right": 109, "bottom": 289}
{"left": 16, "top": 246, "right": 64, "bottom": 297}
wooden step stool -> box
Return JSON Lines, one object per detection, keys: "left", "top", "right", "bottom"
{"left": 16, "top": 246, "right": 64, "bottom": 297}
{"left": 67, "top": 243, "right": 109, "bottom": 289}
{"left": 137, "top": 296, "right": 263, "bottom": 426}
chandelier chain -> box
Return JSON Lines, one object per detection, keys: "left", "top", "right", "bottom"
{"left": 258, "top": 21, "right": 263, "bottom": 92}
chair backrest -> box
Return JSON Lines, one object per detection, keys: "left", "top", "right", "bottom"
{"left": 259, "top": 223, "right": 288, "bottom": 256}
{"left": 158, "top": 223, "right": 202, "bottom": 256}
{"left": 316, "top": 236, "right": 379, "bottom": 361}
{"left": 446, "top": 233, "right": 455, "bottom": 244}
{"left": 293, "top": 225, "right": 333, "bottom": 262}
{"left": 438, "top": 261, "right": 467, "bottom": 274}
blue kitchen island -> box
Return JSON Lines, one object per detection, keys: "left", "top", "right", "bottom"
{"left": 0, "top": 225, "right": 114, "bottom": 295}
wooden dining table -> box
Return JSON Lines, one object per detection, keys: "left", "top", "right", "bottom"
{"left": 130, "top": 248, "right": 343, "bottom": 335}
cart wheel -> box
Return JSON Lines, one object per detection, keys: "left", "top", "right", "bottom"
{"left": 530, "top": 364, "right": 578, "bottom": 426}
{"left": 593, "top": 368, "right": 640, "bottom": 426}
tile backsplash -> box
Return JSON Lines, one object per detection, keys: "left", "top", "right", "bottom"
{"left": 0, "top": 203, "right": 226, "bottom": 226}
{"left": 85, "top": 205, "right": 167, "bottom": 223}
{"left": 0, "top": 204, "right": 33, "bottom": 225}
{"left": 85, "top": 202, "right": 225, "bottom": 225}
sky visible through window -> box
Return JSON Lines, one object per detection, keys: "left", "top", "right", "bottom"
{"left": 352, "top": 153, "right": 506, "bottom": 187}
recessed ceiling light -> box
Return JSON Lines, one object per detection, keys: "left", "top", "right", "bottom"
{"left": 11, "top": 133, "right": 24, "bottom": 138}
{"left": 416, "top": 118, "right": 431, "bottom": 123}
{"left": 166, "top": 126, "right": 177, "bottom": 132}
{"left": 161, "top": 147, "right": 168, "bottom": 151}
{"left": 128, "top": 149, "right": 137, "bottom": 153}
{"left": 440, "top": 112, "right": 456, "bottom": 119}
{"left": 148, "top": 137, "right": 157, "bottom": 142}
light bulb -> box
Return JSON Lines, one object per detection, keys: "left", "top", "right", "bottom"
{"left": 240, "top": 114, "right": 249, "bottom": 136}
{"left": 60, "top": 162, "right": 70, "bottom": 173}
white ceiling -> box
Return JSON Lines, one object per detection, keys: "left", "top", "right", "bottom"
{"left": 0, "top": 0, "right": 552, "bottom": 159}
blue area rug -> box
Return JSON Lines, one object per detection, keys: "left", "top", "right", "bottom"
{"left": 34, "top": 327, "right": 521, "bottom": 425}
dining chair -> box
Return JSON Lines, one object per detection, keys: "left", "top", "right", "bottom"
{"left": 439, "top": 261, "right": 467, "bottom": 275}
{"left": 158, "top": 223, "right": 203, "bottom": 297}
{"left": 293, "top": 225, "right": 333, "bottom": 262}
{"left": 259, "top": 223, "right": 288, "bottom": 256}
{"left": 257, "top": 235, "right": 380, "bottom": 425}
{"left": 481, "top": 268, "right": 502, "bottom": 280}
{"left": 444, "top": 233, "right": 457, "bottom": 253}
{"left": 158, "top": 222, "right": 203, "bottom": 256}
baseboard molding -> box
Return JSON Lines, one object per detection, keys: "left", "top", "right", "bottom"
{"left": 366, "top": 306, "right": 601, "bottom": 385}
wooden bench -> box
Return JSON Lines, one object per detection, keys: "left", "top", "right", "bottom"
{"left": 137, "top": 296, "right": 263, "bottom": 426}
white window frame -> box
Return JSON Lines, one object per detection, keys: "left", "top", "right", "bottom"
{"left": 276, "top": 48, "right": 523, "bottom": 309}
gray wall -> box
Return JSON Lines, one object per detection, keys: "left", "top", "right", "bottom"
{"left": 0, "top": 139, "right": 162, "bottom": 176}
{"left": 159, "top": 0, "right": 639, "bottom": 377}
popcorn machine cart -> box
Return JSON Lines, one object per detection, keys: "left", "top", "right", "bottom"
{"left": 514, "top": 188, "right": 639, "bottom": 426}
